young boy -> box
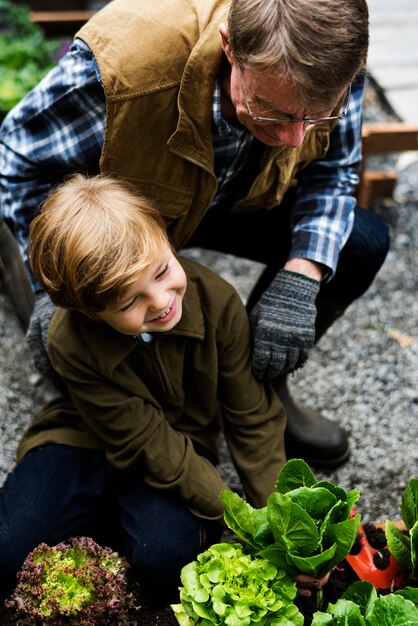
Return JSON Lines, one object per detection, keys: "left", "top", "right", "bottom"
{"left": 0, "top": 174, "right": 286, "bottom": 602}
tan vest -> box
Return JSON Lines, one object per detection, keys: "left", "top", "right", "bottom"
{"left": 78, "top": 0, "right": 336, "bottom": 249}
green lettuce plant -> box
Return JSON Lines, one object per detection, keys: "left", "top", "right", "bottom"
{"left": 0, "top": 0, "right": 62, "bottom": 117}
{"left": 385, "top": 477, "right": 418, "bottom": 580}
{"left": 221, "top": 458, "right": 361, "bottom": 579}
{"left": 311, "top": 580, "right": 418, "bottom": 625}
{"left": 5, "top": 536, "right": 134, "bottom": 625}
{"left": 172, "top": 542, "right": 304, "bottom": 626}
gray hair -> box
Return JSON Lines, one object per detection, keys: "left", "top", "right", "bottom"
{"left": 228, "top": 0, "right": 369, "bottom": 105}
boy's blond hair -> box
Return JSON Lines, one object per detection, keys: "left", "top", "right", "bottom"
{"left": 29, "top": 174, "right": 170, "bottom": 313}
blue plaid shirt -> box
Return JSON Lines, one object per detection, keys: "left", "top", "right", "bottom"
{"left": 0, "top": 40, "right": 363, "bottom": 290}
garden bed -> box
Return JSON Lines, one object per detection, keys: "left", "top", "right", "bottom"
{"left": 3, "top": 460, "right": 416, "bottom": 625}
{"left": 0, "top": 522, "right": 413, "bottom": 626}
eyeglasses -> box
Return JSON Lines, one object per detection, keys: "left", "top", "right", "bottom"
{"left": 238, "top": 71, "right": 351, "bottom": 126}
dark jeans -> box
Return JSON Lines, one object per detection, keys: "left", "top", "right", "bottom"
{"left": 0, "top": 444, "right": 222, "bottom": 603}
{"left": 186, "top": 200, "right": 390, "bottom": 311}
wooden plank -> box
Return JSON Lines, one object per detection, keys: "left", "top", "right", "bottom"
{"left": 358, "top": 171, "right": 398, "bottom": 208}
{"left": 362, "top": 124, "right": 418, "bottom": 154}
{"left": 30, "top": 10, "right": 94, "bottom": 34}
{"left": 30, "top": 10, "right": 95, "bottom": 23}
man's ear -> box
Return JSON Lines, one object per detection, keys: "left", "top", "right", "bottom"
{"left": 219, "top": 22, "right": 234, "bottom": 65}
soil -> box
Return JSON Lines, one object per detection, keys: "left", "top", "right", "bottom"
{"left": 0, "top": 524, "right": 414, "bottom": 626}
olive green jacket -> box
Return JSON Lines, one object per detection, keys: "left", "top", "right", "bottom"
{"left": 77, "top": 0, "right": 336, "bottom": 249}
{"left": 17, "top": 259, "right": 286, "bottom": 520}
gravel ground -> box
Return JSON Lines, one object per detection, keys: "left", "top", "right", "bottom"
{"left": 0, "top": 78, "right": 417, "bottom": 530}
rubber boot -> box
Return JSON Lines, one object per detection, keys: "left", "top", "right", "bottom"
{"left": 0, "top": 219, "right": 35, "bottom": 332}
{"left": 275, "top": 298, "right": 350, "bottom": 469}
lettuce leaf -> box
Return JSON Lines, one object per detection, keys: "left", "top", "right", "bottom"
{"left": 386, "top": 478, "right": 418, "bottom": 578}
{"left": 386, "top": 519, "right": 412, "bottom": 571}
{"left": 220, "top": 491, "right": 272, "bottom": 550}
{"left": 275, "top": 458, "right": 317, "bottom": 493}
{"left": 400, "top": 478, "right": 418, "bottom": 531}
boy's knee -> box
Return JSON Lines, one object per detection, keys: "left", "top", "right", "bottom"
{"left": 129, "top": 536, "right": 197, "bottom": 598}
{"left": 125, "top": 521, "right": 222, "bottom": 603}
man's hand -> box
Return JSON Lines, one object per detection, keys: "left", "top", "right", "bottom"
{"left": 26, "top": 292, "right": 60, "bottom": 386}
{"left": 294, "top": 570, "right": 331, "bottom": 597}
{"left": 250, "top": 269, "right": 320, "bottom": 380}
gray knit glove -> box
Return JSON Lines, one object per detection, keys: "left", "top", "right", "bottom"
{"left": 26, "top": 292, "right": 60, "bottom": 386}
{"left": 250, "top": 269, "right": 320, "bottom": 380}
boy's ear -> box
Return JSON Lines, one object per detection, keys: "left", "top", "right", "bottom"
{"left": 219, "top": 22, "right": 234, "bottom": 66}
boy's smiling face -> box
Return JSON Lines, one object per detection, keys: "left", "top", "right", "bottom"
{"left": 96, "top": 246, "right": 187, "bottom": 335}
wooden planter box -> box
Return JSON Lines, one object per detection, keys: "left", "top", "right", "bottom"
{"left": 30, "top": 10, "right": 95, "bottom": 35}
{"left": 360, "top": 124, "right": 418, "bottom": 208}
{"left": 25, "top": 2, "right": 105, "bottom": 35}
